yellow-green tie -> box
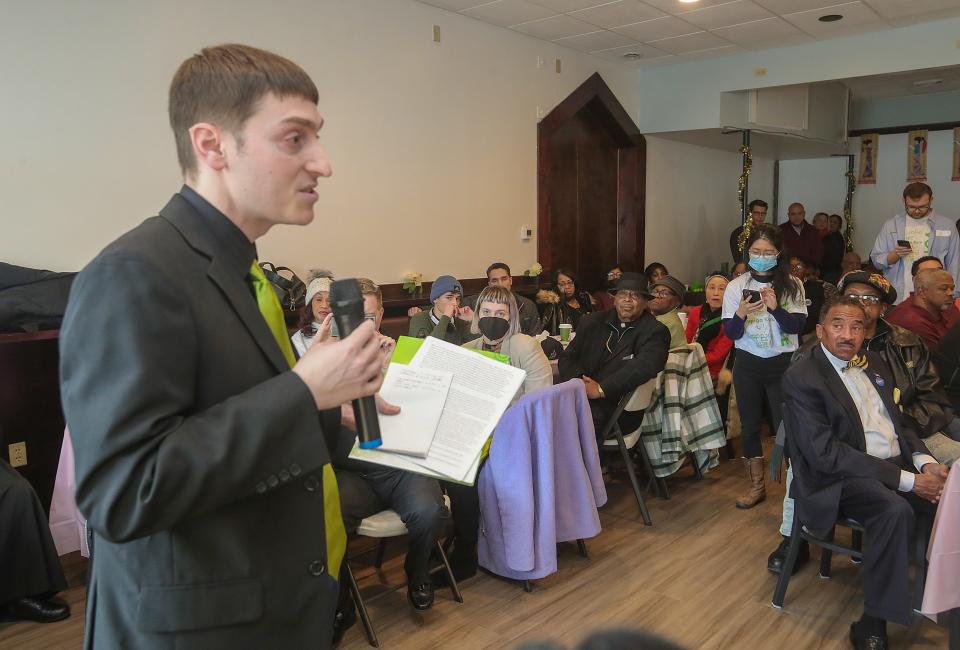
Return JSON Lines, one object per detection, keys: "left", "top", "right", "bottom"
{"left": 249, "top": 260, "right": 347, "bottom": 579}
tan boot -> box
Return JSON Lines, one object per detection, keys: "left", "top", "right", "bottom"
{"left": 736, "top": 457, "right": 766, "bottom": 509}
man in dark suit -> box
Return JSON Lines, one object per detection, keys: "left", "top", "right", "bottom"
{"left": 59, "top": 45, "right": 388, "bottom": 649}
{"left": 783, "top": 296, "right": 949, "bottom": 649}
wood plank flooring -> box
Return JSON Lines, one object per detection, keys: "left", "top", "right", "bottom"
{"left": 0, "top": 448, "right": 948, "bottom": 649}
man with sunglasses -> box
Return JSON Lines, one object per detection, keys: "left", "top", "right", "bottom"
{"left": 870, "top": 182, "right": 960, "bottom": 304}
{"left": 767, "top": 271, "right": 959, "bottom": 575}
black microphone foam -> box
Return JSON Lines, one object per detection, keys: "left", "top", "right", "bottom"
{"left": 330, "top": 279, "right": 383, "bottom": 449}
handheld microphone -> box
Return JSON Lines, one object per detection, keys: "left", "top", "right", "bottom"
{"left": 330, "top": 279, "right": 383, "bottom": 450}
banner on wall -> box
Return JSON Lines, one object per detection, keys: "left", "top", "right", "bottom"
{"left": 907, "top": 129, "right": 928, "bottom": 182}
{"left": 953, "top": 127, "right": 960, "bottom": 182}
{"left": 858, "top": 133, "right": 878, "bottom": 184}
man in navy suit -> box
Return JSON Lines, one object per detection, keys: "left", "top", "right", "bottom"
{"left": 783, "top": 296, "right": 949, "bottom": 650}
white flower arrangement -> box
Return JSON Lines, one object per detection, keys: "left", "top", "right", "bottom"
{"left": 524, "top": 262, "right": 543, "bottom": 277}
{"left": 402, "top": 271, "right": 423, "bottom": 294}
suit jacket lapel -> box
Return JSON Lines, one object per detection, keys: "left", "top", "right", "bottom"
{"left": 812, "top": 346, "right": 867, "bottom": 450}
{"left": 159, "top": 195, "right": 291, "bottom": 374}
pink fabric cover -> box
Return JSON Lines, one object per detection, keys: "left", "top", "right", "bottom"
{"left": 48, "top": 427, "right": 89, "bottom": 557}
{"left": 922, "top": 467, "right": 960, "bottom": 621}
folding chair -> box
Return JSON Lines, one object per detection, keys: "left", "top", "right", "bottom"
{"left": 345, "top": 495, "right": 462, "bottom": 648}
{"left": 597, "top": 378, "right": 660, "bottom": 526}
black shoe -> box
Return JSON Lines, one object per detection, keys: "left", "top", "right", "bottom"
{"left": 849, "top": 622, "right": 888, "bottom": 650}
{"left": 407, "top": 582, "right": 434, "bottom": 611}
{"left": 767, "top": 537, "right": 810, "bottom": 575}
{"left": 0, "top": 596, "right": 70, "bottom": 623}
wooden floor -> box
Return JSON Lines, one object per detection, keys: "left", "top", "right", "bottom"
{"left": 0, "top": 447, "right": 948, "bottom": 649}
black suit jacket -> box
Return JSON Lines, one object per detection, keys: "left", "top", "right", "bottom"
{"left": 60, "top": 194, "right": 340, "bottom": 649}
{"left": 783, "top": 346, "right": 931, "bottom": 537}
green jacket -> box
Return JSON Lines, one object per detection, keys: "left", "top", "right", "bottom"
{"left": 408, "top": 309, "right": 479, "bottom": 346}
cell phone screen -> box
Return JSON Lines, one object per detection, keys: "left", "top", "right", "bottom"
{"left": 897, "top": 239, "right": 911, "bottom": 249}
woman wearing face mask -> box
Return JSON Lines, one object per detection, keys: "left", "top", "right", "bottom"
{"left": 441, "top": 286, "right": 553, "bottom": 584}
{"left": 721, "top": 224, "right": 806, "bottom": 509}
{"left": 686, "top": 274, "right": 735, "bottom": 434}
{"left": 462, "top": 285, "right": 553, "bottom": 399}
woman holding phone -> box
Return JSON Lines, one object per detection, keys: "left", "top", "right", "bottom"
{"left": 721, "top": 224, "right": 806, "bottom": 509}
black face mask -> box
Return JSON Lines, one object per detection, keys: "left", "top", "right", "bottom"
{"left": 478, "top": 316, "right": 510, "bottom": 341}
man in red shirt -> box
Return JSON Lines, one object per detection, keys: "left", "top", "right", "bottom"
{"left": 779, "top": 203, "right": 823, "bottom": 266}
{"left": 886, "top": 268, "right": 960, "bottom": 348}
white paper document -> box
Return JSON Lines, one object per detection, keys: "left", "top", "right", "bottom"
{"left": 349, "top": 337, "right": 526, "bottom": 484}
{"left": 376, "top": 363, "right": 452, "bottom": 457}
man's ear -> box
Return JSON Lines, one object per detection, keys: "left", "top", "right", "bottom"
{"left": 815, "top": 323, "right": 824, "bottom": 341}
{"left": 189, "top": 122, "right": 227, "bottom": 172}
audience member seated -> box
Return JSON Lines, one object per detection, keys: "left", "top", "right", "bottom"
{"left": 0, "top": 459, "right": 71, "bottom": 624}
{"left": 356, "top": 277, "right": 397, "bottom": 368}
{"left": 729, "top": 199, "right": 768, "bottom": 263}
{"left": 812, "top": 212, "right": 829, "bottom": 235}
{"left": 468, "top": 263, "right": 542, "bottom": 336}
{"left": 789, "top": 256, "right": 837, "bottom": 339}
{"left": 443, "top": 286, "right": 555, "bottom": 583}
{"left": 644, "top": 262, "right": 668, "bottom": 285}
{"left": 686, "top": 273, "right": 734, "bottom": 427}
{"left": 648, "top": 275, "right": 688, "bottom": 349}
{"left": 593, "top": 264, "right": 622, "bottom": 312}
{"left": 780, "top": 202, "right": 823, "bottom": 266}
{"left": 731, "top": 261, "right": 748, "bottom": 278}
{"left": 769, "top": 272, "right": 959, "bottom": 577}
{"left": 291, "top": 270, "right": 333, "bottom": 356}
{"left": 782, "top": 296, "right": 948, "bottom": 650}
{"left": 558, "top": 272, "right": 670, "bottom": 443}
{"left": 821, "top": 214, "right": 846, "bottom": 283}
{"left": 841, "top": 251, "right": 862, "bottom": 277}
{"left": 536, "top": 268, "right": 594, "bottom": 335}
{"left": 885, "top": 268, "right": 960, "bottom": 349}
{"left": 723, "top": 223, "right": 806, "bottom": 509}
{"left": 870, "top": 181, "right": 960, "bottom": 305}
{"left": 408, "top": 275, "right": 478, "bottom": 345}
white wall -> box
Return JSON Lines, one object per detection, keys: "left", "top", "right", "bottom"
{"left": 637, "top": 17, "right": 960, "bottom": 134}
{"left": 777, "top": 157, "right": 849, "bottom": 226}
{"left": 850, "top": 130, "right": 960, "bottom": 258}
{"left": 0, "top": 0, "right": 640, "bottom": 284}
{"left": 644, "top": 135, "right": 774, "bottom": 284}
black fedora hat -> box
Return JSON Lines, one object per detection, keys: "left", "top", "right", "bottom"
{"left": 609, "top": 272, "right": 653, "bottom": 298}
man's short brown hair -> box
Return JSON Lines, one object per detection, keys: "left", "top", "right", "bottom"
{"left": 357, "top": 278, "right": 383, "bottom": 309}
{"left": 169, "top": 44, "right": 319, "bottom": 179}
{"left": 903, "top": 182, "right": 933, "bottom": 201}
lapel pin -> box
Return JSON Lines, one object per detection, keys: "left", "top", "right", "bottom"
{"left": 873, "top": 374, "right": 885, "bottom": 387}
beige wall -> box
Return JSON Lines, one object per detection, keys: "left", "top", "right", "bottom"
{"left": 0, "top": 0, "right": 642, "bottom": 285}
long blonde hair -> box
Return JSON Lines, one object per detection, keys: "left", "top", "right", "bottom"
{"left": 471, "top": 286, "right": 521, "bottom": 337}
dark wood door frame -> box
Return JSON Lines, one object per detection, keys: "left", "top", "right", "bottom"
{"left": 537, "top": 73, "right": 646, "bottom": 281}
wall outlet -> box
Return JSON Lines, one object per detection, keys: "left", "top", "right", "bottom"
{"left": 8, "top": 441, "right": 27, "bottom": 468}
{"left": 433, "top": 25, "right": 441, "bottom": 43}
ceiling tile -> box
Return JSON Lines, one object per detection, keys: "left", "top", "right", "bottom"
{"left": 753, "top": 0, "right": 850, "bottom": 12}
{"left": 712, "top": 15, "right": 810, "bottom": 47}
{"left": 863, "top": 0, "right": 960, "bottom": 19}
{"left": 590, "top": 42, "right": 674, "bottom": 63}
{"left": 512, "top": 13, "right": 600, "bottom": 37}
{"left": 527, "top": 0, "right": 612, "bottom": 10}
{"left": 681, "top": 1, "right": 776, "bottom": 30}
{"left": 649, "top": 30, "right": 732, "bottom": 52}
{"left": 612, "top": 15, "right": 701, "bottom": 40}
{"left": 680, "top": 43, "right": 747, "bottom": 58}
{"left": 555, "top": 29, "right": 639, "bottom": 50}
{"left": 643, "top": 0, "right": 747, "bottom": 13}
{"left": 461, "top": 0, "right": 558, "bottom": 26}
{"left": 782, "top": 1, "right": 885, "bottom": 36}
{"left": 570, "top": 1, "right": 667, "bottom": 29}
{"left": 418, "top": 0, "right": 491, "bottom": 11}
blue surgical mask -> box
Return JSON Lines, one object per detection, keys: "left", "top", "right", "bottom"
{"left": 748, "top": 254, "right": 778, "bottom": 273}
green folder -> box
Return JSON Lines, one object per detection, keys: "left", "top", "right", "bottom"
{"left": 390, "top": 335, "right": 509, "bottom": 366}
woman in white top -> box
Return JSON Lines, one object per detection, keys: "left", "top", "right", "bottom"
{"left": 722, "top": 223, "right": 807, "bottom": 509}
{"left": 290, "top": 272, "right": 333, "bottom": 357}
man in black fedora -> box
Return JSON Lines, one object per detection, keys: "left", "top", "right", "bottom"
{"left": 559, "top": 272, "right": 671, "bottom": 442}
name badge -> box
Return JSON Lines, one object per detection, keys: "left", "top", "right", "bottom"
{"left": 936, "top": 230, "right": 951, "bottom": 237}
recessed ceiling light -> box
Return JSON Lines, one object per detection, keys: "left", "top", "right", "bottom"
{"left": 622, "top": 52, "right": 644, "bottom": 59}
{"left": 678, "top": 0, "right": 700, "bottom": 4}
{"left": 818, "top": 14, "right": 843, "bottom": 22}
{"left": 913, "top": 78, "right": 944, "bottom": 86}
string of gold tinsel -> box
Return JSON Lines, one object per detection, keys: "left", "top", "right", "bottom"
{"left": 736, "top": 144, "right": 754, "bottom": 252}
{"left": 843, "top": 170, "right": 857, "bottom": 252}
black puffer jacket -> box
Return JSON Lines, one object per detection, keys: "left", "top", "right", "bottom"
{"left": 793, "top": 318, "right": 953, "bottom": 437}
{"left": 536, "top": 289, "right": 594, "bottom": 336}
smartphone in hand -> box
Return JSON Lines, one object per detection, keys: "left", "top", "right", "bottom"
{"left": 897, "top": 239, "right": 912, "bottom": 249}
{"left": 742, "top": 289, "right": 762, "bottom": 303}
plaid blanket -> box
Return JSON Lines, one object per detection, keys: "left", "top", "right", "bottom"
{"left": 639, "top": 343, "right": 726, "bottom": 477}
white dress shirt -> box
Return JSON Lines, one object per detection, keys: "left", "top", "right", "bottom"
{"left": 820, "top": 344, "right": 937, "bottom": 492}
